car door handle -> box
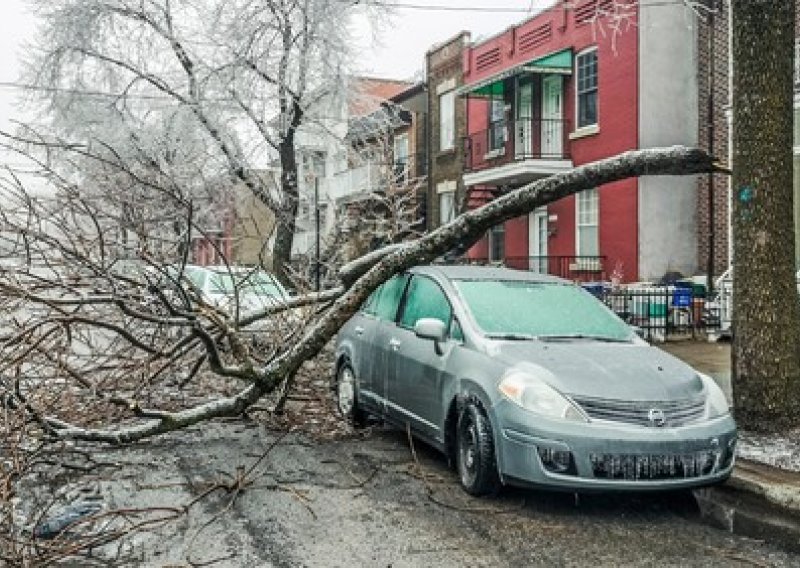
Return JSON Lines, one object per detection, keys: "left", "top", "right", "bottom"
{"left": 354, "top": 326, "right": 365, "bottom": 336}
{"left": 389, "top": 338, "right": 401, "bottom": 351}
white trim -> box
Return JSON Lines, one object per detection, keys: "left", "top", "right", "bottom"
{"left": 575, "top": 188, "right": 599, "bottom": 257}
{"left": 541, "top": 74, "right": 564, "bottom": 156}
{"left": 439, "top": 90, "right": 456, "bottom": 151}
{"left": 436, "top": 180, "right": 457, "bottom": 194}
{"left": 436, "top": 78, "right": 456, "bottom": 95}
{"left": 574, "top": 46, "right": 599, "bottom": 130}
{"left": 529, "top": 208, "right": 549, "bottom": 273}
{"left": 568, "top": 124, "right": 600, "bottom": 140}
{"left": 463, "top": 159, "right": 574, "bottom": 187}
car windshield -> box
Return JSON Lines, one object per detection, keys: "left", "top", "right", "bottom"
{"left": 208, "top": 271, "right": 285, "bottom": 298}
{"left": 453, "top": 279, "right": 633, "bottom": 342}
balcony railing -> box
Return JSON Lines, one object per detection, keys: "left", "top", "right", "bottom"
{"left": 464, "top": 118, "right": 571, "bottom": 172}
{"left": 451, "top": 255, "right": 606, "bottom": 282}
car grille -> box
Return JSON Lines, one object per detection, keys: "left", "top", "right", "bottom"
{"left": 589, "top": 451, "right": 717, "bottom": 480}
{"left": 570, "top": 395, "right": 706, "bottom": 427}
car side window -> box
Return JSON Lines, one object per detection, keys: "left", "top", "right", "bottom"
{"left": 361, "top": 288, "right": 380, "bottom": 315}
{"left": 374, "top": 274, "right": 410, "bottom": 322}
{"left": 399, "top": 276, "right": 452, "bottom": 329}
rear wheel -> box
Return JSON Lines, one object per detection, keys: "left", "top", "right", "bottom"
{"left": 336, "top": 362, "right": 366, "bottom": 426}
{"left": 456, "top": 403, "right": 501, "bottom": 496}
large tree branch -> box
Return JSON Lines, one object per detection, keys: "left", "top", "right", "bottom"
{"left": 39, "top": 146, "right": 725, "bottom": 444}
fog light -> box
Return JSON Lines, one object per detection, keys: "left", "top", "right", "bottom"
{"left": 537, "top": 447, "right": 577, "bottom": 475}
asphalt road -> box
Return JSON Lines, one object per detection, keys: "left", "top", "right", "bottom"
{"left": 35, "top": 420, "right": 798, "bottom": 567}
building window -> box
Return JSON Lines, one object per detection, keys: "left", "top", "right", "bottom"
{"left": 576, "top": 188, "right": 599, "bottom": 256}
{"left": 489, "top": 224, "right": 505, "bottom": 262}
{"left": 576, "top": 48, "right": 598, "bottom": 129}
{"left": 488, "top": 99, "right": 506, "bottom": 151}
{"left": 439, "top": 90, "right": 455, "bottom": 151}
{"left": 393, "top": 133, "right": 409, "bottom": 183}
{"left": 439, "top": 190, "right": 455, "bottom": 226}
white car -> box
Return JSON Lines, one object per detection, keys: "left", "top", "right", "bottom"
{"left": 175, "top": 265, "right": 289, "bottom": 316}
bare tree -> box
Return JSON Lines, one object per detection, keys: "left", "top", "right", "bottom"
{"left": 0, "top": 144, "right": 721, "bottom": 445}
{"left": 22, "top": 0, "right": 381, "bottom": 286}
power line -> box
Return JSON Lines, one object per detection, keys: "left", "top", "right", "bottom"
{"left": 385, "top": 2, "right": 538, "bottom": 12}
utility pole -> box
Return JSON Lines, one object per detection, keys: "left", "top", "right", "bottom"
{"left": 315, "top": 176, "right": 321, "bottom": 292}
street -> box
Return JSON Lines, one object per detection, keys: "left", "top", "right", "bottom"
{"left": 36, "top": 419, "right": 797, "bottom": 567}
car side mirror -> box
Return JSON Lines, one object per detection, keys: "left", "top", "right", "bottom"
{"left": 414, "top": 318, "right": 447, "bottom": 355}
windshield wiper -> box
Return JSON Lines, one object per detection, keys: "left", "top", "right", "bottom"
{"left": 485, "top": 333, "right": 539, "bottom": 341}
{"left": 538, "top": 334, "right": 631, "bottom": 343}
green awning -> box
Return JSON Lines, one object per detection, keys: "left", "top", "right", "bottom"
{"left": 456, "top": 48, "right": 573, "bottom": 98}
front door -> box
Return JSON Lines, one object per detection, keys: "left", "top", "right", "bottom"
{"left": 529, "top": 208, "right": 548, "bottom": 273}
{"left": 541, "top": 75, "right": 563, "bottom": 157}
{"left": 386, "top": 275, "right": 453, "bottom": 441}
{"left": 515, "top": 79, "right": 533, "bottom": 159}
{"left": 365, "top": 274, "right": 410, "bottom": 414}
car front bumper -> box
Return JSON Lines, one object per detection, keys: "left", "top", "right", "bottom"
{"left": 490, "top": 400, "right": 737, "bottom": 492}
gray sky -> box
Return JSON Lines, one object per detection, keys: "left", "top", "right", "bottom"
{"left": 353, "top": 1, "right": 547, "bottom": 80}
{"left": 0, "top": 0, "right": 547, "bottom": 129}
{"left": 0, "top": 0, "right": 37, "bottom": 131}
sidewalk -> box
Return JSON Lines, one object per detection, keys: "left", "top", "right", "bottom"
{"left": 660, "top": 340, "right": 800, "bottom": 551}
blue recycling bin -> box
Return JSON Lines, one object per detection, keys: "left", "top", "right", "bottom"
{"left": 672, "top": 286, "right": 692, "bottom": 308}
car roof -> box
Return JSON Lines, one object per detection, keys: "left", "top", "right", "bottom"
{"left": 412, "top": 264, "right": 572, "bottom": 284}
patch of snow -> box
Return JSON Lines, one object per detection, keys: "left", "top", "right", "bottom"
{"left": 737, "top": 429, "right": 800, "bottom": 472}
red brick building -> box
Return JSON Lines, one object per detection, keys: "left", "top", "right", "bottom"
{"left": 457, "top": 1, "right": 700, "bottom": 283}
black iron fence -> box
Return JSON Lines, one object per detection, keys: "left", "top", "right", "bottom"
{"left": 589, "top": 285, "right": 721, "bottom": 342}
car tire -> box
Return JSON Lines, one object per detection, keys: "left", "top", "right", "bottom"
{"left": 335, "top": 362, "right": 366, "bottom": 427}
{"left": 456, "top": 403, "right": 501, "bottom": 496}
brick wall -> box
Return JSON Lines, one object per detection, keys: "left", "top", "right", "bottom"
{"left": 426, "top": 32, "right": 470, "bottom": 231}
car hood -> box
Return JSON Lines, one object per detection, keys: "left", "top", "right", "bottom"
{"left": 490, "top": 340, "right": 704, "bottom": 401}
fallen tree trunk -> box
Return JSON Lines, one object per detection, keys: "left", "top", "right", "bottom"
{"left": 42, "top": 145, "right": 726, "bottom": 443}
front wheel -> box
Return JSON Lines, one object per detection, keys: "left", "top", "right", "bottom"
{"left": 456, "top": 403, "right": 501, "bottom": 496}
{"left": 335, "top": 362, "right": 366, "bottom": 426}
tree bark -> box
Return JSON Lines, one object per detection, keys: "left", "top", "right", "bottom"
{"left": 731, "top": 0, "right": 800, "bottom": 431}
{"left": 273, "top": 130, "right": 300, "bottom": 288}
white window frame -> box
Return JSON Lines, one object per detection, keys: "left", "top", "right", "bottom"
{"left": 575, "top": 187, "right": 599, "bottom": 258}
{"left": 488, "top": 98, "right": 506, "bottom": 151}
{"left": 488, "top": 224, "right": 505, "bottom": 262}
{"left": 575, "top": 47, "right": 598, "bottom": 130}
{"left": 437, "top": 182, "right": 456, "bottom": 227}
{"left": 439, "top": 90, "right": 455, "bottom": 151}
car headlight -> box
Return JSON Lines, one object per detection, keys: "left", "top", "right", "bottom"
{"left": 498, "top": 372, "right": 588, "bottom": 422}
{"left": 699, "top": 372, "right": 730, "bottom": 418}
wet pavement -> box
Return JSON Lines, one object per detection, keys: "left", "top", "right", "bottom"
{"left": 18, "top": 338, "right": 800, "bottom": 566}
{"left": 25, "top": 419, "right": 800, "bottom": 567}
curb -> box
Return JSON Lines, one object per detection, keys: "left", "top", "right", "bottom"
{"left": 693, "top": 459, "right": 800, "bottom": 552}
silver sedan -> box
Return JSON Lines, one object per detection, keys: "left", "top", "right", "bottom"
{"left": 334, "top": 265, "right": 736, "bottom": 495}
